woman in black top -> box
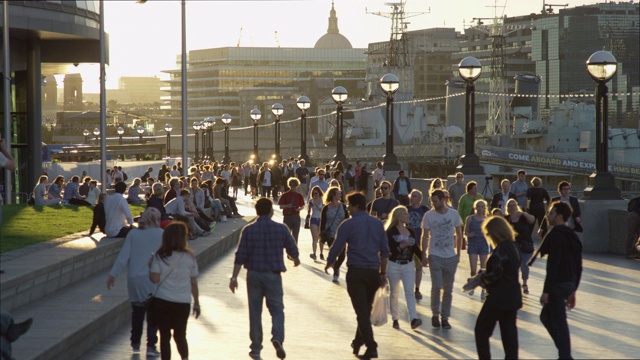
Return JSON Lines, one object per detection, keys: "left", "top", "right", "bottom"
{"left": 526, "top": 177, "right": 551, "bottom": 235}
{"left": 505, "top": 199, "right": 535, "bottom": 294}
{"left": 464, "top": 216, "right": 522, "bottom": 360}
{"left": 384, "top": 206, "right": 423, "bottom": 330}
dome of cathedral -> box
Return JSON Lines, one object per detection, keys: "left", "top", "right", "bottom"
{"left": 313, "top": 1, "right": 353, "bottom": 49}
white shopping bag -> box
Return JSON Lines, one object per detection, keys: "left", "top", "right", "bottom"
{"left": 370, "top": 287, "right": 389, "bottom": 327}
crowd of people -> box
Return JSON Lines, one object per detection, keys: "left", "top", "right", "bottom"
{"left": 17, "top": 154, "right": 623, "bottom": 360}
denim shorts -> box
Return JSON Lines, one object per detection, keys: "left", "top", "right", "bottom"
{"left": 467, "top": 238, "right": 490, "bottom": 255}
{"left": 310, "top": 217, "right": 320, "bottom": 226}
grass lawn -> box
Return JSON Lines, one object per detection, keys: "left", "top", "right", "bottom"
{"left": 0, "top": 203, "right": 147, "bottom": 253}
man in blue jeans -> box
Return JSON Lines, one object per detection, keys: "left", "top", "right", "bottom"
{"left": 538, "top": 201, "right": 583, "bottom": 359}
{"left": 325, "top": 192, "right": 389, "bottom": 359}
{"left": 230, "top": 198, "right": 300, "bottom": 360}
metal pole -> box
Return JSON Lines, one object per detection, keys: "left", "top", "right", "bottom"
{"left": 181, "top": 0, "right": 188, "bottom": 173}
{"left": 194, "top": 130, "right": 199, "bottom": 161}
{"left": 275, "top": 116, "right": 280, "bottom": 161}
{"left": 254, "top": 123, "right": 258, "bottom": 160}
{"left": 166, "top": 132, "right": 171, "bottom": 158}
{"left": 99, "top": 0, "right": 107, "bottom": 192}
{"left": 465, "top": 83, "right": 473, "bottom": 155}
{"left": 300, "top": 110, "right": 308, "bottom": 162}
{"left": 386, "top": 94, "right": 392, "bottom": 156}
{"left": 3, "top": 1, "right": 12, "bottom": 204}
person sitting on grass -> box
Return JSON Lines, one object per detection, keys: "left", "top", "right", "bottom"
{"left": 48, "top": 175, "right": 65, "bottom": 202}
{"left": 89, "top": 193, "right": 107, "bottom": 237}
{"left": 127, "top": 178, "right": 145, "bottom": 205}
{"left": 63, "top": 175, "right": 91, "bottom": 206}
{"left": 33, "top": 175, "right": 62, "bottom": 206}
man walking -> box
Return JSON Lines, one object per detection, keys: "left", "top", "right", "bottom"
{"left": 369, "top": 180, "right": 399, "bottom": 221}
{"left": 421, "top": 189, "right": 462, "bottom": 330}
{"left": 392, "top": 170, "right": 412, "bottom": 206}
{"left": 511, "top": 170, "right": 529, "bottom": 210}
{"left": 278, "top": 178, "right": 306, "bottom": 245}
{"left": 448, "top": 172, "right": 465, "bottom": 210}
{"left": 538, "top": 201, "right": 583, "bottom": 359}
{"left": 230, "top": 198, "right": 300, "bottom": 360}
{"left": 325, "top": 192, "right": 389, "bottom": 359}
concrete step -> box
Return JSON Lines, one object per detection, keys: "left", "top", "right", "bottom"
{"left": 5, "top": 216, "right": 253, "bottom": 360}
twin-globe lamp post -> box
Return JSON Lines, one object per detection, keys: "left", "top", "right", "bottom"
{"left": 584, "top": 50, "right": 621, "bottom": 200}
{"left": 272, "top": 103, "right": 283, "bottom": 163}
{"left": 164, "top": 123, "right": 173, "bottom": 158}
{"left": 380, "top": 74, "right": 401, "bottom": 171}
{"left": 250, "top": 109, "right": 262, "bottom": 164}
{"left": 221, "top": 113, "right": 232, "bottom": 164}
{"left": 193, "top": 121, "right": 201, "bottom": 161}
{"left": 331, "top": 86, "right": 348, "bottom": 165}
{"left": 457, "top": 56, "right": 484, "bottom": 175}
{"left": 296, "top": 96, "right": 311, "bottom": 164}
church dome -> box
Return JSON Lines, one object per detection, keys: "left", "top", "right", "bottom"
{"left": 314, "top": 1, "right": 353, "bottom": 49}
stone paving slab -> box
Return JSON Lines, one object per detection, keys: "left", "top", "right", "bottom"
{"left": 80, "top": 208, "right": 640, "bottom": 360}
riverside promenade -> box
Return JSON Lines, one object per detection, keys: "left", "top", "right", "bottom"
{"left": 1, "top": 192, "right": 638, "bottom": 359}
{"left": 80, "top": 194, "right": 639, "bottom": 360}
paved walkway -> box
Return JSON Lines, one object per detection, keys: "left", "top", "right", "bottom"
{"left": 80, "top": 194, "right": 640, "bottom": 360}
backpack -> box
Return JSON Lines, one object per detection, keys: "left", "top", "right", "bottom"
{"left": 122, "top": 172, "right": 128, "bottom": 181}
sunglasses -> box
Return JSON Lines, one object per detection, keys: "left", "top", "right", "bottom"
{"left": 381, "top": 187, "right": 390, "bottom": 190}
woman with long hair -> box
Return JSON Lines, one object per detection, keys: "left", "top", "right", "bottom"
{"left": 465, "top": 216, "right": 522, "bottom": 359}
{"left": 307, "top": 185, "right": 325, "bottom": 260}
{"left": 464, "top": 199, "right": 490, "bottom": 300}
{"left": 107, "top": 207, "right": 164, "bottom": 356}
{"left": 384, "top": 206, "right": 423, "bottom": 330}
{"left": 128, "top": 178, "right": 145, "bottom": 205}
{"left": 429, "top": 178, "right": 444, "bottom": 195}
{"left": 230, "top": 167, "right": 242, "bottom": 199}
{"left": 249, "top": 164, "right": 259, "bottom": 199}
{"left": 150, "top": 222, "right": 200, "bottom": 360}
{"left": 504, "top": 198, "right": 535, "bottom": 294}
{"left": 319, "top": 186, "right": 349, "bottom": 281}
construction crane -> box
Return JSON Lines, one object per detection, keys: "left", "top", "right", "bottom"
{"left": 237, "top": 27, "right": 243, "bottom": 47}
{"left": 541, "top": 1, "right": 568, "bottom": 14}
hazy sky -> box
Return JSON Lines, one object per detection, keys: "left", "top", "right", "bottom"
{"left": 77, "top": 0, "right": 603, "bottom": 93}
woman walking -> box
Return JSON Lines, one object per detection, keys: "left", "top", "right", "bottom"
{"left": 464, "top": 216, "right": 522, "bottom": 360}
{"left": 149, "top": 222, "right": 201, "bottom": 360}
{"left": 307, "top": 186, "right": 325, "bottom": 260}
{"left": 384, "top": 206, "right": 423, "bottom": 330}
{"left": 464, "top": 199, "right": 490, "bottom": 300}
{"left": 320, "top": 186, "right": 349, "bottom": 281}
{"left": 505, "top": 199, "right": 535, "bottom": 294}
{"left": 107, "top": 208, "right": 164, "bottom": 356}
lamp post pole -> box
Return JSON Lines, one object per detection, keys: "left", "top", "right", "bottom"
{"left": 221, "top": 113, "right": 232, "bottom": 164}
{"left": 117, "top": 126, "right": 124, "bottom": 145}
{"left": 136, "top": 125, "right": 144, "bottom": 143}
{"left": 296, "top": 96, "right": 311, "bottom": 164}
{"left": 164, "top": 123, "right": 173, "bottom": 158}
{"left": 380, "top": 74, "right": 400, "bottom": 171}
{"left": 193, "top": 121, "right": 201, "bottom": 162}
{"left": 456, "top": 56, "right": 484, "bottom": 175}
{"left": 583, "top": 50, "right": 621, "bottom": 199}
{"left": 93, "top": 128, "right": 100, "bottom": 146}
{"left": 271, "top": 103, "right": 283, "bottom": 163}
{"left": 204, "top": 117, "right": 215, "bottom": 161}
{"left": 331, "top": 86, "right": 348, "bottom": 165}
{"left": 250, "top": 109, "right": 262, "bottom": 164}
{"left": 83, "top": 129, "right": 90, "bottom": 144}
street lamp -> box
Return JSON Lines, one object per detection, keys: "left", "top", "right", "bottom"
{"left": 379, "top": 73, "right": 401, "bottom": 171}
{"left": 296, "top": 96, "right": 311, "bottom": 164}
{"left": 456, "top": 56, "right": 484, "bottom": 175}
{"left": 83, "top": 129, "right": 90, "bottom": 144}
{"left": 136, "top": 125, "right": 145, "bottom": 143}
{"left": 193, "top": 121, "right": 201, "bottom": 161}
{"left": 250, "top": 109, "right": 262, "bottom": 164}
{"left": 204, "top": 116, "right": 216, "bottom": 161}
{"left": 272, "top": 103, "right": 284, "bottom": 163}
{"left": 331, "top": 86, "right": 348, "bottom": 165}
{"left": 221, "top": 113, "right": 232, "bottom": 164}
{"left": 164, "top": 123, "right": 173, "bottom": 158}
{"left": 93, "top": 128, "right": 100, "bottom": 145}
{"left": 584, "top": 50, "right": 621, "bottom": 199}
{"left": 117, "top": 126, "right": 124, "bottom": 145}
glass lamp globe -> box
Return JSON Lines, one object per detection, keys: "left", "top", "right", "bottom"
{"left": 331, "top": 86, "right": 348, "bottom": 104}
{"left": 272, "top": 103, "right": 284, "bottom": 117}
{"left": 586, "top": 51, "right": 617, "bottom": 82}
{"left": 379, "top": 74, "right": 400, "bottom": 94}
{"left": 164, "top": 124, "right": 173, "bottom": 133}
{"left": 458, "top": 57, "right": 482, "bottom": 83}
{"left": 93, "top": 128, "right": 100, "bottom": 136}
{"left": 117, "top": 127, "right": 124, "bottom": 135}
{"left": 221, "top": 113, "right": 232, "bottom": 125}
{"left": 296, "top": 96, "right": 311, "bottom": 111}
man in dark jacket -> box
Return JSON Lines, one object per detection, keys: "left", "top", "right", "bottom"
{"left": 392, "top": 170, "right": 412, "bottom": 206}
{"left": 538, "top": 201, "right": 583, "bottom": 360}
{"left": 538, "top": 181, "right": 582, "bottom": 237}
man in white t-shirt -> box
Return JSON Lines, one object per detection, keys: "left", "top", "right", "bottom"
{"left": 421, "top": 189, "right": 462, "bottom": 330}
